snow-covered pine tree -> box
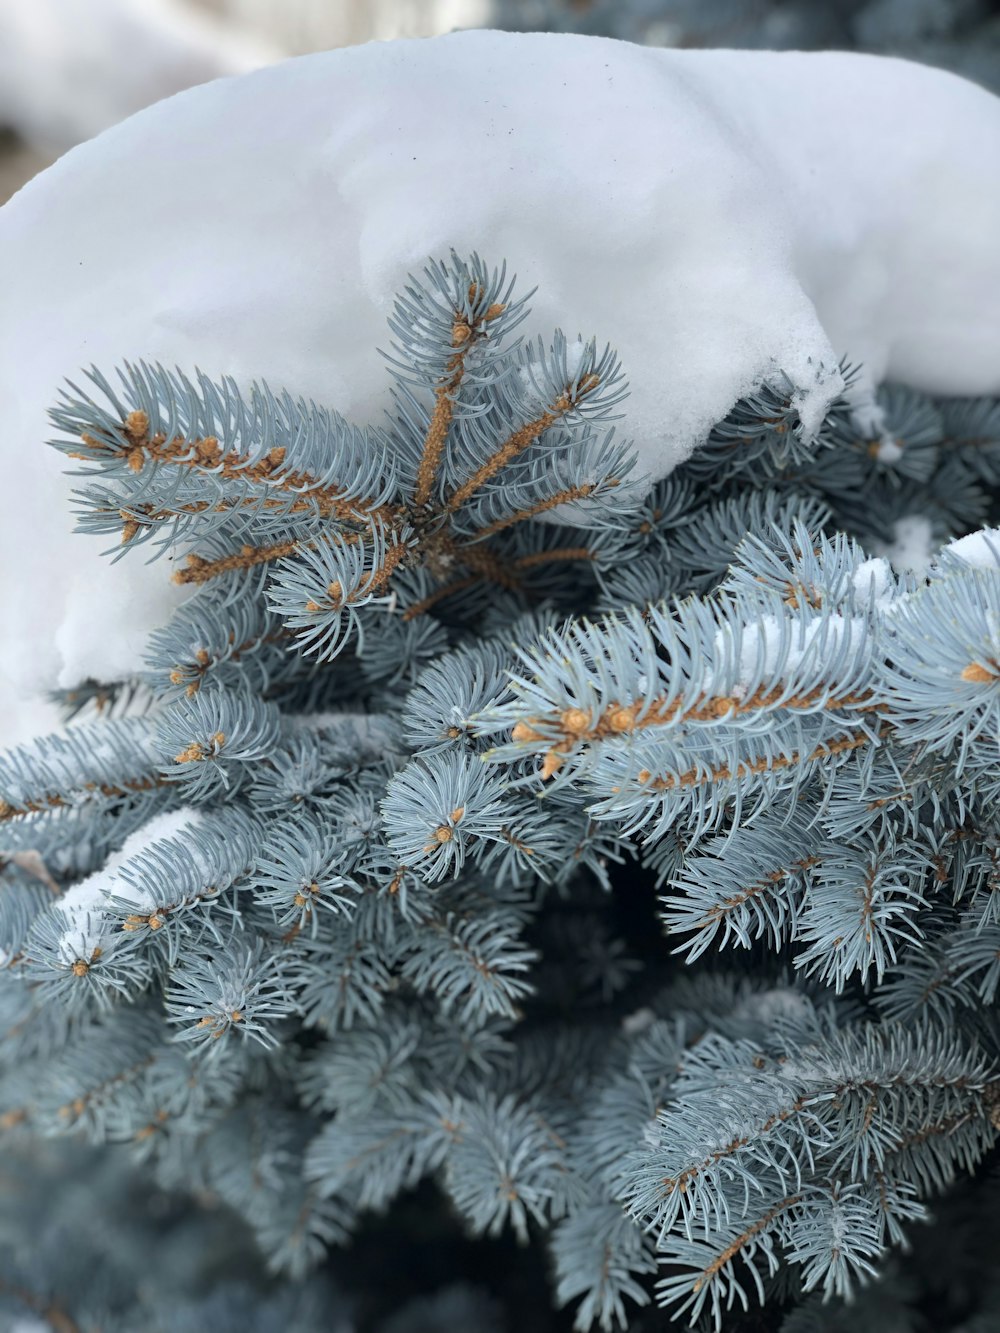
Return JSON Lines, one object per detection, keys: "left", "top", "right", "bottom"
{"left": 2, "top": 251, "right": 1000, "bottom": 1331}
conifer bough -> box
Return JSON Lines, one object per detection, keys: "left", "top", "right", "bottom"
{"left": 2, "top": 252, "right": 1000, "bottom": 1331}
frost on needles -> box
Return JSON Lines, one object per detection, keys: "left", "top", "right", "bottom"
{"left": 3, "top": 254, "right": 1000, "bottom": 1331}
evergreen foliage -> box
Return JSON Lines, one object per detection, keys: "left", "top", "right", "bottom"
{"left": 3, "top": 251, "right": 1000, "bottom": 1330}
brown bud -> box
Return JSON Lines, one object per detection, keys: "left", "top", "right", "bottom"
{"left": 560, "top": 707, "right": 591, "bottom": 736}
{"left": 124, "top": 409, "right": 149, "bottom": 439}
{"left": 511, "top": 721, "right": 544, "bottom": 744}
{"left": 606, "top": 705, "right": 637, "bottom": 734}
{"left": 962, "top": 662, "right": 997, "bottom": 683}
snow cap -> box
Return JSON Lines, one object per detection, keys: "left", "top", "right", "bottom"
{"left": 2, "top": 32, "right": 999, "bottom": 710}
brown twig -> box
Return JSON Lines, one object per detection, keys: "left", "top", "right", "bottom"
{"left": 510, "top": 687, "right": 881, "bottom": 782}
{"left": 692, "top": 1196, "right": 801, "bottom": 1294}
{"left": 511, "top": 546, "right": 594, "bottom": 572}
{"left": 413, "top": 292, "right": 506, "bottom": 508}
{"left": 172, "top": 538, "right": 302, "bottom": 586}
{"left": 402, "top": 576, "right": 482, "bottom": 622}
{"left": 0, "top": 775, "right": 168, "bottom": 822}
{"left": 465, "top": 482, "right": 598, "bottom": 541}
{"left": 626, "top": 727, "right": 886, "bottom": 794}
{"left": 77, "top": 411, "right": 391, "bottom": 529}
{"left": 444, "top": 375, "right": 599, "bottom": 514}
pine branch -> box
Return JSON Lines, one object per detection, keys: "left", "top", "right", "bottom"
{"left": 444, "top": 373, "right": 601, "bottom": 512}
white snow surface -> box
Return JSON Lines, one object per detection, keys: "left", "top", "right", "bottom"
{"left": 852, "top": 557, "right": 896, "bottom": 609}
{"left": 56, "top": 807, "right": 203, "bottom": 963}
{"left": 727, "top": 612, "right": 867, "bottom": 691}
{"left": 2, "top": 32, "right": 1000, "bottom": 720}
{"left": 944, "top": 526, "right": 1000, "bottom": 568}
{"left": 875, "top": 514, "right": 938, "bottom": 575}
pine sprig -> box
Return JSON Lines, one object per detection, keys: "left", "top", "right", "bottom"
{"left": 3, "top": 252, "right": 1000, "bottom": 1333}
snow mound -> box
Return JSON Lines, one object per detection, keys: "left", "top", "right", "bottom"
{"left": 1, "top": 32, "right": 999, "bottom": 716}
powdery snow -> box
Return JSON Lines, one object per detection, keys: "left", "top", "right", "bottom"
{"left": 56, "top": 807, "right": 203, "bottom": 963}
{"left": 875, "top": 514, "right": 938, "bottom": 575}
{"left": 943, "top": 526, "right": 1000, "bottom": 568}
{"left": 724, "top": 613, "right": 867, "bottom": 691}
{"left": 731, "top": 616, "right": 788, "bottom": 688}
{"left": 851, "top": 556, "right": 896, "bottom": 609}
{"left": 1, "top": 32, "right": 999, "bottom": 717}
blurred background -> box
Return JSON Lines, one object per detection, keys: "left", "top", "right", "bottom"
{"left": 2, "top": 0, "right": 999, "bottom": 205}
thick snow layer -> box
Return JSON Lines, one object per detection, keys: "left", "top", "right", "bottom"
{"left": 56, "top": 807, "right": 202, "bottom": 963}
{"left": 1, "top": 32, "right": 999, "bottom": 721}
